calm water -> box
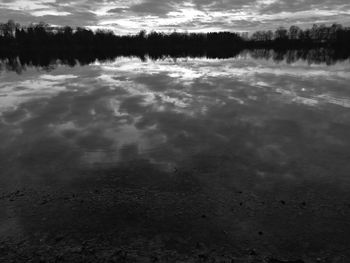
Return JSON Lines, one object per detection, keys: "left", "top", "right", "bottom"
{"left": 1, "top": 50, "right": 350, "bottom": 259}
{"left": 1, "top": 51, "right": 350, "bottom": 188}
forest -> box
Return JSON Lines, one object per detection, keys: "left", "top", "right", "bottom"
{"left": 0, "top": 20, "right": 349, "bottom": 52}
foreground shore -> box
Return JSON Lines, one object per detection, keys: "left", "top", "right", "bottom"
{"left": 1, "top": 161, "right": 349, "bottom": 263}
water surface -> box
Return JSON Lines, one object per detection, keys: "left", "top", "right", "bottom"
{"left": 1, "top": 50, "right": 350, "bottom": 261}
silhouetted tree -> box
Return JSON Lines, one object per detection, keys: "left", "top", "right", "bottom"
{"left": 288, "top": 25, "right": 302, "bottom": 40}
{"left": 0, "top": 20, "right": 349, "bottom": 53}
{"left": 274, "top": 27, "right": 288, "bottom": 41}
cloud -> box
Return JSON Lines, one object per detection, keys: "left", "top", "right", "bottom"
{"left": 259, "top": 0, "right": 350, "bottom": 13}
{"left": 107, "top": 8, "right": 128, "bottom": 14}
{"left": 129, "top": 1, "right": 175, "bottom": 16}
{"left": 0, "top": 0, "right": 349, "bottom": 33}
{"left": 31, "top": 10, "right": 71, "bottom": 17}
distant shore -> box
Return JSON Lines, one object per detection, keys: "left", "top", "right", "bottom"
{"left": 0, "top": 21, "right": 349, "bottom": 52}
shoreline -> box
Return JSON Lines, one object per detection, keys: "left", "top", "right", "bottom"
{"left": 1, "top": 164, "right": 350, "bottom": 262}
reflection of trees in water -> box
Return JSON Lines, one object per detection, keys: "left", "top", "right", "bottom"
{"left": 0, "top": 48, "right": 349, "bottom": 74}
{"left": 249, "top": 48, "right": 350, "bottom": 65}
{"left": 0, "top": 57, "right": 26, "bottom": 74}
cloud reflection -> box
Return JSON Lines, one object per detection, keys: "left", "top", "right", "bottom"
{"left": 0, "top": 55, "right": 350, "bottom": 189}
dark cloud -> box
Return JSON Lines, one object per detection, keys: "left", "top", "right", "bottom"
{"left": 260, "top": 0, "right": 350, "bottom": 14}
{"left": 129, "top": 1, "right": 175, "bottom": 16}
{"left": 125, "top": 0, "right": 258, "bottom": 15}
{"left": 192, "top": 0, "right": 257, "bottom": 10}
{"left": 108, "top": 8, "right": 128, "bottom": 14}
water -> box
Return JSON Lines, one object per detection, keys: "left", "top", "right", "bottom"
{"left": 1, "top": 51, "right": 350, "bottom": 186}
{"left": 1, "top": 50, "right": 350, "bottom": 260}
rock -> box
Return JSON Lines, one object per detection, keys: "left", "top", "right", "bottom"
{"left": 39, "top": 256, "right": 46, "bottom": 263}
{"left": 54, "top": 235, "right": 65, "bottom": 243}
{"left": 55, "top": 253, "right": 64, "bottom": 261}
{"left": 267, "top": 258, "right": 304, "bottom": 263}
{"left": 40, "top": 200, "right": 48, "bottom": 205}
{"left": 68, "top": 246, "right": 82, "bottom": 253}
{"left": 151, "top": 255, "right": 159, "bottom": 262}
{"left": 110, "top": 249, "right": 128, "bottom": 261}
{"left": 198, "top": 253, "right": 209, "bottom": 260}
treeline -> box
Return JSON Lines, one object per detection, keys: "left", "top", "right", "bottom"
{"left": 249, "top": 24, "right": 350, "bottom": 48}
{"left": 0, "top": 20, "right": 349, "bottom": 51}
{"left": 0, "top": 20, "right": 242, "bottom": 51}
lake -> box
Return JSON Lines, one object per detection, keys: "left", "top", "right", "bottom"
{"left": 1, "top": 49, "right": 350, "bottom": 262}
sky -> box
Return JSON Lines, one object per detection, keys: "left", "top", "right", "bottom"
{"left": 0, "top": 0, "right": 350, "bottom": 34}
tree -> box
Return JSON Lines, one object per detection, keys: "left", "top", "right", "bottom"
{"left": 266, "top": 30, "right": 273, "bottom": 41}
{"left": 329, "top": 23, "right": 343, "bottom": 41}
{"left": 289, "top": 25, "right": 302, "bottom": 40}
{"left": 0, "top": 20, "right": 17, "bottom": 37}
{"left": 274, "top": 27, "right": 288, "bottom": 40}
{"left": 137, "top": 30, "right": 147, "bottom": 39}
